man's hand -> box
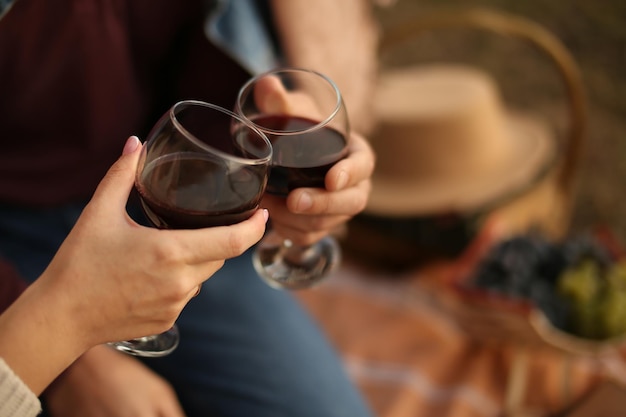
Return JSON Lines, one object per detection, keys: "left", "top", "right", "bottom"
{"left": 263, "top": 132, "right": 374, "bottom": 246}
{"left": 253, "top": 78, "right": 375, "bottom": 246}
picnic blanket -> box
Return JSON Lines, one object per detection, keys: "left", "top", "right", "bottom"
{"left": 296, "top": 259, "right": 626, "bottom": 417}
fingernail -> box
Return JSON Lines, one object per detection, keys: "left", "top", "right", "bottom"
{"left": 262, "top": 209, "right": 269, "bottom": 222}
{"left": 297, "top": 192, "right": 313, "bottom": 212}
{"left": 336, "top": 170, "right": 349, "bottom": 190}
{"left": 123, "top": 136, "right": 140, "bottom": 155}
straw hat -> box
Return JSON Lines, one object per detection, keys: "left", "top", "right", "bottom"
{"left": 366, "top": 64, "right": 557, "bottom": 216}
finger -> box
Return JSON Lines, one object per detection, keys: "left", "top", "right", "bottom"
{"left": 172, "top": 208, "right": 269, "bottom": 264}
{"left": 270, "top": 226, "right": 332, "bottom": 247}
{"left": 325, "top": 133, "right": 375, "bottom": 192}
{"left": 253, "top": 76, "right": 290, "bottom": 114}
{"left": 286, "top": 180, "right": 370, "bottom": 216}
{"left": 271, "top": 215, "right": 349, "bottom": 245}
{"left": 252, "top": 75, "right": 321, "bottom": 119}
{"left": 91, "top": 136, "right": 143, "bottom": 210}
{"left": 265, "top": 195, "right": 348, "bottom": 232}
{"left": 270, "top": 209, "right": 347, "bottom": 234}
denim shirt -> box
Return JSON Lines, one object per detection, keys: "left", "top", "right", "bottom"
{"left": 0, "top": 0, "right": 279, "bottom": 75}
{"left": 0, "top": 0, "right": 12, "bottom": 18}
{"left": 207, "top": 0, "right": 280, "bottom": 74}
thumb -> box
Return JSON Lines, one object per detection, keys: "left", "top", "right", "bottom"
{"left": 91, "top": 136, "right": 143, "bottom": 209}
{"left": 253, "top": 75, "right": 291, "bottom": 114}
{"left": 252, "top": 75, "right": 322, "bottom": 120}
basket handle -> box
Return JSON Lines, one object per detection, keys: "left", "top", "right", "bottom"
{"left": 379, "top": 7, "right": 587, "bottom": 209}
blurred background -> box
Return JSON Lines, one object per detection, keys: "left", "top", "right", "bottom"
{"left": 297, "top": 3, "right": 626, "bottom": 416}
{"left": 375, "top": 0, "right": 626, "bottom": 239}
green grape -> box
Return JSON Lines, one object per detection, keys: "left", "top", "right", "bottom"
{"left": 557, "top": 259, "right": 605, "bottom": 339}
{"left": 606, "top": 262, "right": 626, "bottom": 291}
{"left": 557, "top": 259, "right": 602, "bottom": 304}
{"left": 597, "top": 290, "right": 626, "bottom": 338}
{"left": 595, "top": 262, "right": 626, "bottom": 339}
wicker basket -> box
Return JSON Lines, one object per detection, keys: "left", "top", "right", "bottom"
{"left": 376, "top": 6, "right": 626, "bottom": 357}
{"left": 369, "top": 10, "right": 612, "bottom": 415}
{"left": 344, "top": 7, "right": 588, "bottom": 274}
{"left": 422, "top": 215, "right": 626, "bottom": 357}
{"left": 417, "top": 216, "right": 626, "bottom": 417}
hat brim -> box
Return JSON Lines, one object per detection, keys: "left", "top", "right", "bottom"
{"left": 365, "top": 112, "right": 557, "bottom": 216}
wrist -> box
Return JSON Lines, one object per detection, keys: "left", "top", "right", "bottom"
{"left": 44, "top": 344, "right": 120, "bottom": 398}
{"left": 0, "top": 276, "right": 90, "bottom": 395}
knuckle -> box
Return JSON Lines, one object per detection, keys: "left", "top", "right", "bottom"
{"left": 312, "top": 194, "right": 332, "bottom": 214}
{"left": 226, "top": 232, "right": 248, "bottom": 257}
{"left": 169, "top": 279, "right": 191, "bottom": 300}
{"left": 152, "top": 242, "right": 176, "bottom": 263}
{"left": 152, "top": 238, "right": 185, "bottom": 266}
{"left": 322, "top": 196, "right": 334, "bottom": 213}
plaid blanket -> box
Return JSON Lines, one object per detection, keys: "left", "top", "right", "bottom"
{"left": 296, "top": 260, "right": 623, "bottom": 417}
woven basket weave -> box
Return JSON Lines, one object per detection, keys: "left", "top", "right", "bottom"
{"left": 417, "top": 215, "right": 626, "bottom": 417}
{"left": 344, "top": 7, "right": 588, "bottom": 276}
{"left": 378, "top": 10, "right": 604, "bottom": 415}
{"left": 424, "top": 220, "right": 626, "bottom": 357}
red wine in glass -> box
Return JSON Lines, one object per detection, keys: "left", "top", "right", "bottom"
{"left": 253, "top": 115, "right": 349, "bottom": 195}
{"left": 109, "top": 100, "right": 272, "bottom": 357}
{"left": 235, "top": 67, "right": 350, "bottom": 290}
{"left": 136, "top": 153, "right": 267, "bottom": 229}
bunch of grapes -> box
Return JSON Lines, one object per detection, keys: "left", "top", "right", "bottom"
{"left": 468, "top": 233, "right": 626, "bottom": 339}
{"left": 558, "top": 255, "right": 626, "bottom": 339}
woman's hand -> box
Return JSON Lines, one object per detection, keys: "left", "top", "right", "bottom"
{"left": 0, "top": 136, "right": 268, "bottom": 395}
{"left": 44, "top": 136, "right": 268, "bottom": 347}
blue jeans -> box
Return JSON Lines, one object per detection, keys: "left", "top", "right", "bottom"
{"left": 0, "top": 201, "right": 373, "bottom": 417}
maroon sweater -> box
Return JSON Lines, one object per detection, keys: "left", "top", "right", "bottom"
{"left": 0, "top": 0, "right": 251, "bottom": 295}
{"left": 0, "top": 0, "right": 250, "bottom": 206}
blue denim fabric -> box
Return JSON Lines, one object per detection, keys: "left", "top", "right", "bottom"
{"left": 206, "top": 0, "right": 280, "bottom": 74}
{"left": 0, "top": 0, "right": 13, "bottom": 18}
{"left": 0, "top": 202, "right": 373, "bottom": 417}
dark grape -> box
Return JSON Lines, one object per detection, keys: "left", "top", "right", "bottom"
{"left": 468, "top": 232, "right": 620, "bottom": 338}
{"left": 469, "top": 234, "right": 558, "bottom": 299}
{"left": 559, "top": 234, "right": 612, "bottom": 269}
{"left": 529, "top": 279, "right": 569, "bottom": 330}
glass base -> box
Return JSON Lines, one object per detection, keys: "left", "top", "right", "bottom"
{"left": 108, "top": 325, "right": 180, "bottom": 357}
{"left": 253, "top": 234, "right": 341, "bottom": 290}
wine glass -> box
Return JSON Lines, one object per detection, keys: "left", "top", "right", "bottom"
{"left": 235, "top": 68, "right": 350, "bottom": 290}
{"left": 109, "top": 100, "right": 272, "bottom": 357}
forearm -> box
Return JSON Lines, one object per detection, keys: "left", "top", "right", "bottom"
{"left": 0, "top": 278, "right": 88, "bottom": 395}
{"left": 270, "top": 0, "right": 380, "bottom": 134}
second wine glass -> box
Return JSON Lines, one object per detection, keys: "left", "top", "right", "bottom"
{"left": 109, "top": 100, "right": 272, "bottom": 357}
{"left": 235, "top": 68, "right": 350, "bottom": 290}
